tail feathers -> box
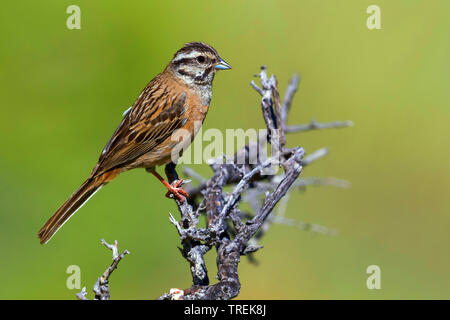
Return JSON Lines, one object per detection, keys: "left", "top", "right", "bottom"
{"left": 38, "top": 178, "right": 104, "bottom": 244}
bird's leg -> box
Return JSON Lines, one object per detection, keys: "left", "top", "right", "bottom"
{"left": 164, "top": 162, "right": 189, "bottom": 200}
{"left": 147, "top": 167, "right": 189, "bottom": 202}
{"left": 164, "top": 162, "right": 179, "bottom": 183}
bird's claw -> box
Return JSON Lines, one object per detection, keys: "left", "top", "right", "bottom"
{"left": 165, "top": 179, "right": 189, "bottom": 202}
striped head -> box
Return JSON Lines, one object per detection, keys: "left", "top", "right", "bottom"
{"left": 169, "top": 42, "right": 231, "bottom": 87}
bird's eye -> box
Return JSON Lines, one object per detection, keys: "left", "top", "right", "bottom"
{"left": 197, "top": 56, "right": 206, "bottom": 63}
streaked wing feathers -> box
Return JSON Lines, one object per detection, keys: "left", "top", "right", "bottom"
{"left": 92, "top": 90, "right": 187, "bottom": 177}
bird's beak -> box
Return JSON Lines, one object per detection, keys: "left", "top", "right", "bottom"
{"left": 214, "top": 58, "right": 232, "bottom": 70}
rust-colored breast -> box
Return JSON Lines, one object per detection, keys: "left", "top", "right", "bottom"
{"left": 130, "top": 75, "right": 211, "bottom": 169}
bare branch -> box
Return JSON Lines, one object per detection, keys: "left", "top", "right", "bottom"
{"left": 257, "top": 177, "right": 350, "bottom": 191}
{"left": 183, "top": 167, "right": 206, "bottom": 183}
{"left": 282, "top": 74, "right": 301, "bottom": 123}
{"left": 270, "top": 215, "right": 337, "bottom": 236}
{"left": 156, "top": 66, "right": 351, "bottom": 300}
{"left": 76, "top": 287, "right": 88, "bottom": 300}
{"left": 302, "top": 147, "right": 328, "bottom": 165}
{"left": 286, "top": 119, "right": 353, "bottom": 133}
{"left": 77, "top": 239, "right": 129, "bottom": 300}
{"left": 217, "top": 158, "right": 274, "bottom": 225}
{"left": 250, "top": 80, "right": 264, "bottom": 96}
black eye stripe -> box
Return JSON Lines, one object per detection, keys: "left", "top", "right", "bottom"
{"left": 194, "top": 66, "right": 213, "bottom": 82}
{"left": 172, "top": 57, "right": 195, "bottom": 66}
{"left": 173, "top": 54, "right": 215, "bottom": 66}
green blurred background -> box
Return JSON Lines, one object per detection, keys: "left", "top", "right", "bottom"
{"left": 0, "top": 0, "right": 449, "bottom": 299}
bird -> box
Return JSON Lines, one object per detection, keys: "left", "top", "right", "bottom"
{"left": 38, "top": 42, "right": 231, "bottom": 244}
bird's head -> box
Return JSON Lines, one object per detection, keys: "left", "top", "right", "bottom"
{"left": 168, "top": 42, "right": 231, "bottom": 86}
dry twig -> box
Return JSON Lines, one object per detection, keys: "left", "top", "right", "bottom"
{"left": 157, "top": 66, "right": 351, "bottom": 300}
{"left": 76, "top": 239, "right": 129, "bottom": 300}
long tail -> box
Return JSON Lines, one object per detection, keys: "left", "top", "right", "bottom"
{"left": 38, "top": 170, "right": 119, "bottom": 244}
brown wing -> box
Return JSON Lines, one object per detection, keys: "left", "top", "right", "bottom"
{"left": 91, "top": 83, "right": 188, "bottom": 178}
